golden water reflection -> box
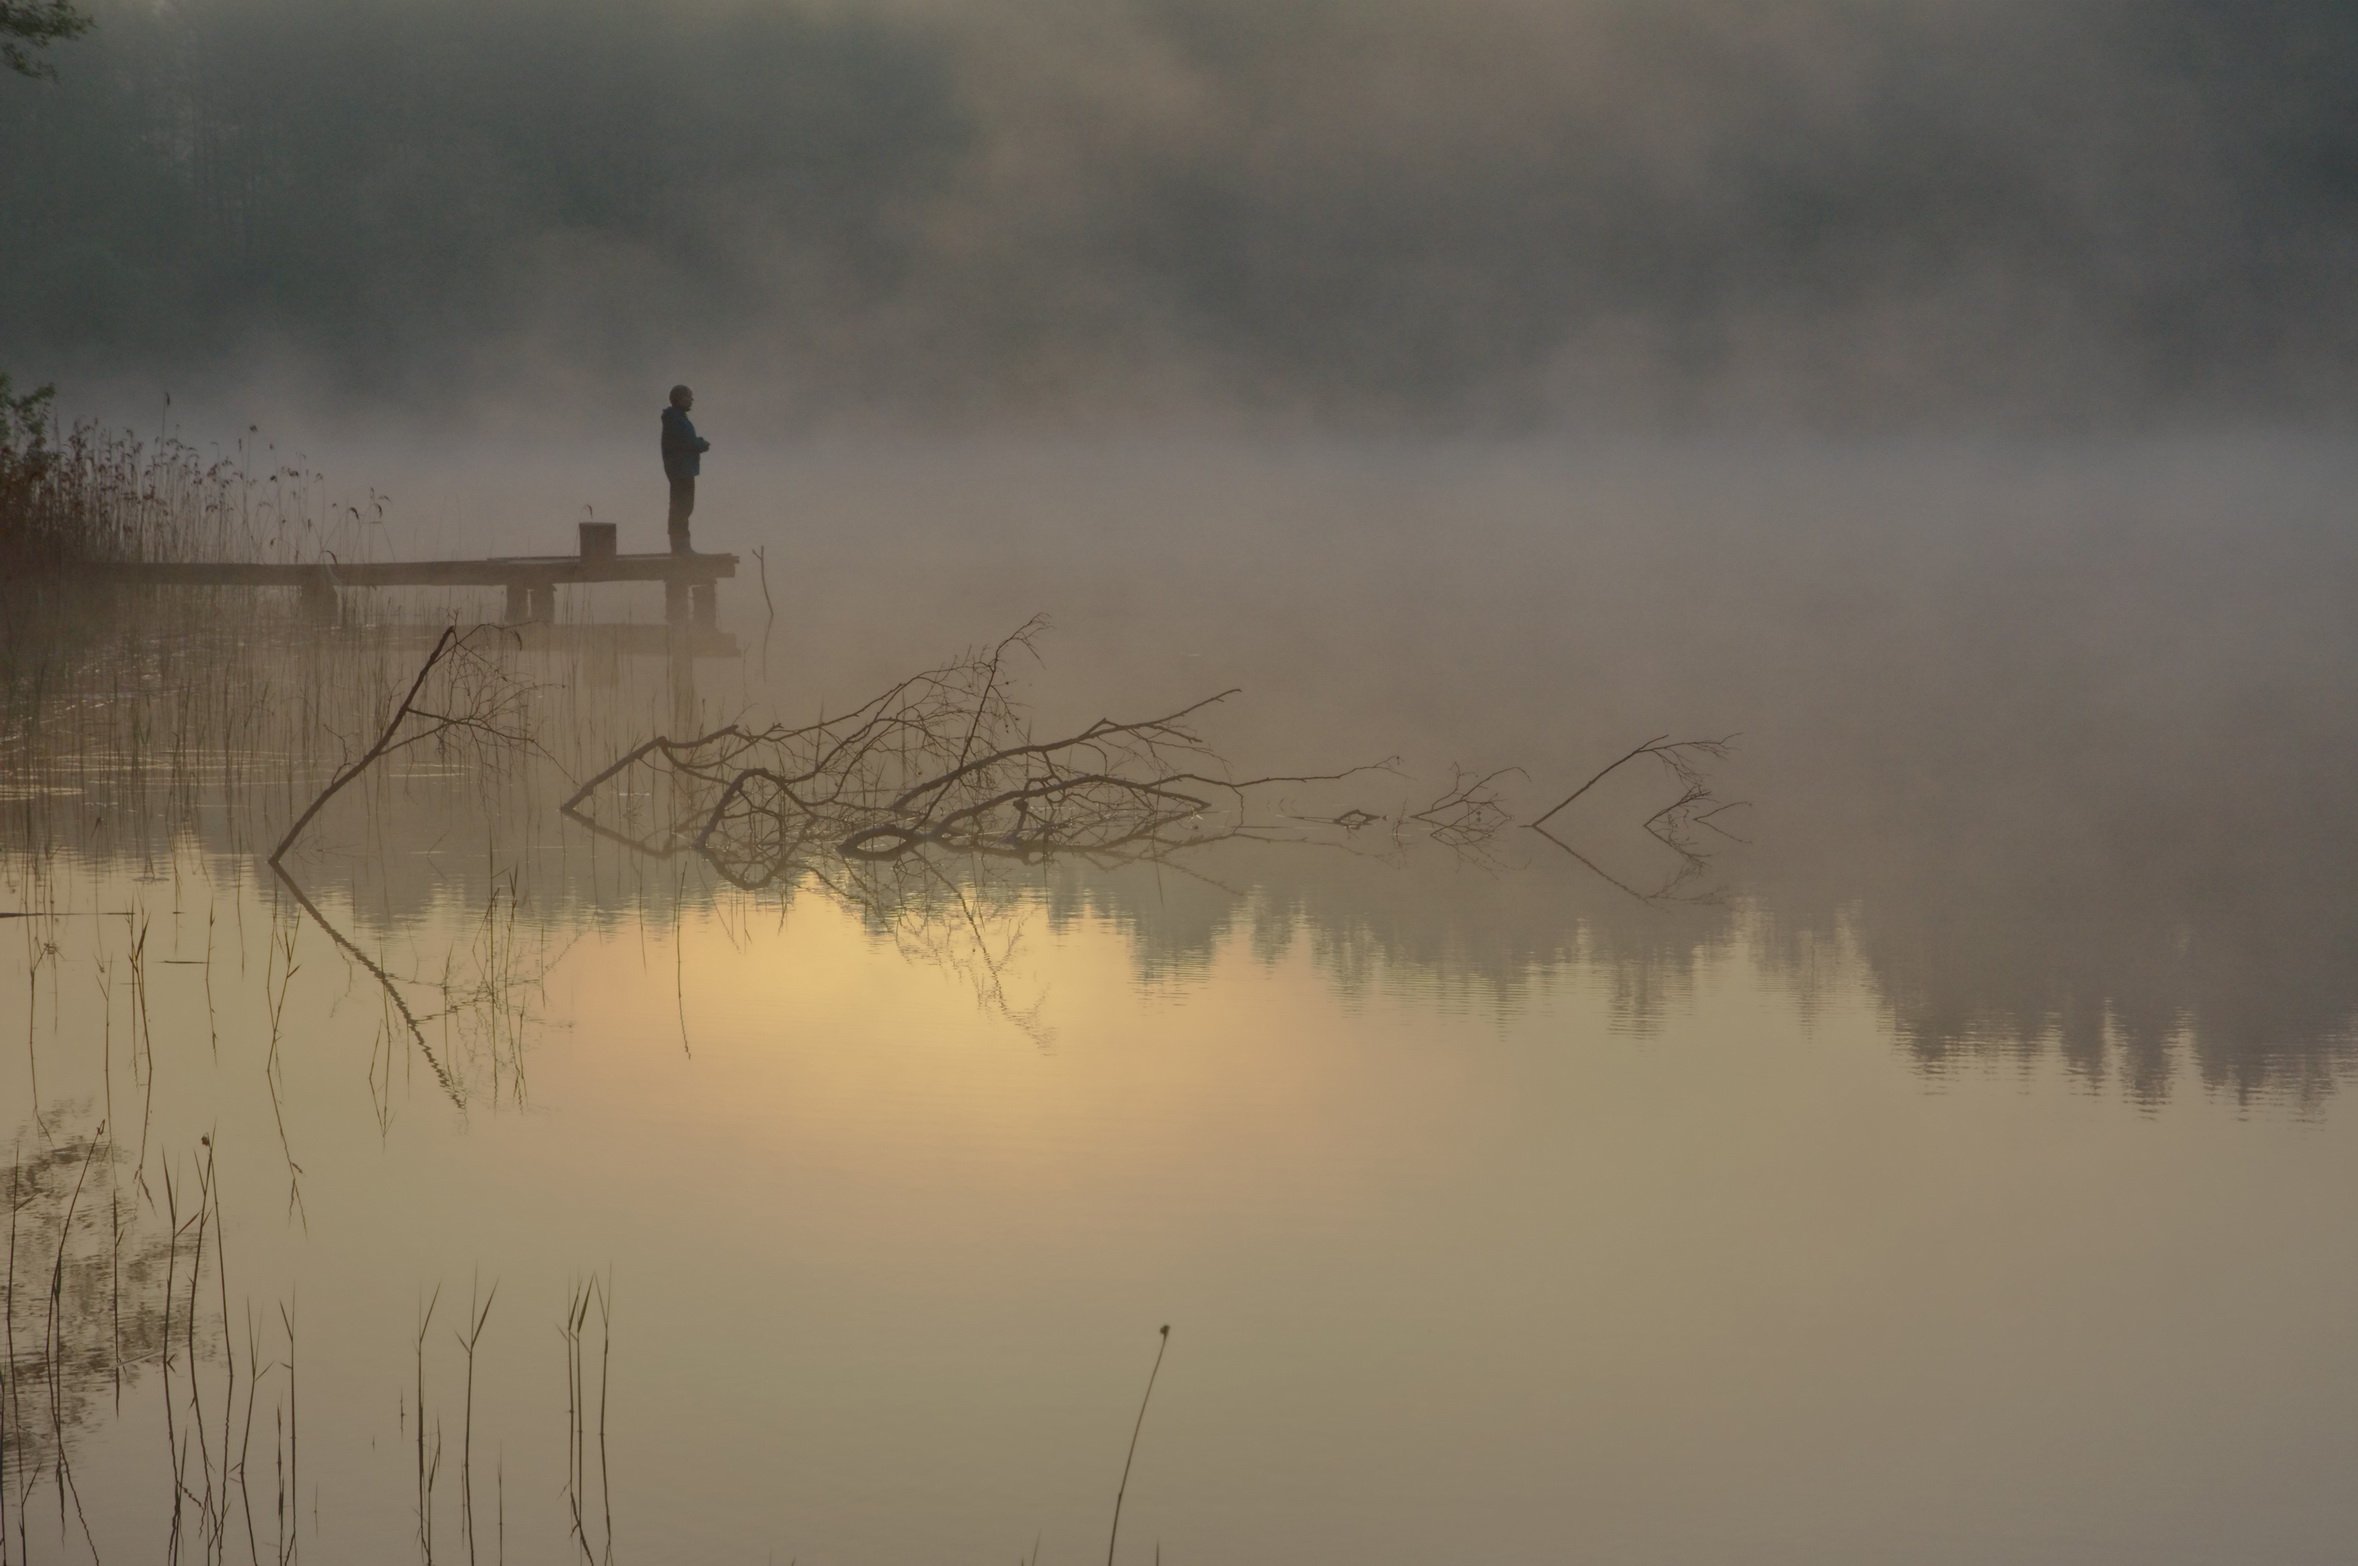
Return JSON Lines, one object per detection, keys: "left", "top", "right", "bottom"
{"left": 5, "top": 589, "right": 2358, "bottom": 1562}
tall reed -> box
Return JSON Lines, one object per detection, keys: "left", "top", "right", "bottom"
{"left": 1, "top": 399, "right": 366, "bottom": 573}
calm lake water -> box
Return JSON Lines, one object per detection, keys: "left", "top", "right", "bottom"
{"left": 6, "top": 439, "right": 2358, "bottom": 1564}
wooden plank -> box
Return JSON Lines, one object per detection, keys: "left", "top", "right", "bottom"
{"left": 88, "top": 553, "right": 738, "bottom": 589}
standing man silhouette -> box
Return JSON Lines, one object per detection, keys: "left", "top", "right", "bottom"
{"left": 660, "top": 384, "right": 710, "bottom": 555}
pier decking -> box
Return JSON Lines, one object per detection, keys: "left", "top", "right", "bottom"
{"left": 91, "top": 549, "right": 738, "bottom": 626}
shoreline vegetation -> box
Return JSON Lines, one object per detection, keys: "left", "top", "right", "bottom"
{"left": 0, "top": 379, "right": 373, "bottom": 576}
{"left": 4, "top": 0, "right": 99, "bottom": 561}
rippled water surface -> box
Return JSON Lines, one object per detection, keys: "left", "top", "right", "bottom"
{"left": 6, "top": 441, "right": 2357, "bottom": 1564}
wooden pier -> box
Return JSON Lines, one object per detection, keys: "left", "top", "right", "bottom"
{"left": 91, "top": 547, "right": 738, "bottom": 627}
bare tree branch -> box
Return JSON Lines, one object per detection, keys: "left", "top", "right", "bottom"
{"left": 1527, "top": 735, "right": 1746, "bottom": 903}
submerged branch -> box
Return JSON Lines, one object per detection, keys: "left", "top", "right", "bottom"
{"left": 562, "top": 624, "right": 1413, "bottom": 891}
{"left": 262, "top": 621, "right": 537, "bottom": 1107}
{"left": 1527, "top": 734, "right": 1746, "bottom": 904}
{"left": 268, "top": 623, "right": 530, "bottom": 868}
{"left": 1529, "top": 734, "right": 1735, "bottom": 829}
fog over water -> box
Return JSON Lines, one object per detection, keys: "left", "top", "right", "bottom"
{"left": 9, "top": 4, "right": 2358, "bottom": 1563}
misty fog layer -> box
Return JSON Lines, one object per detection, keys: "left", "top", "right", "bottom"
{"left": 6, "top": 0, "right": 2357, "bottom": 427}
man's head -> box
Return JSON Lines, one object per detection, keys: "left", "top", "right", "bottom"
{"left": 669, "top": 384, "right": 694, "bottom": 410}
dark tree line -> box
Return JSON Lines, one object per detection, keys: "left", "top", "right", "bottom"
{"left": 0, "top": 0, "right": 87, "bottom": 78}
{"left": 3, "top": 0, "right": 2357, "bottom": 421}
{"left": 0, "top": 0, "right": 962, "bottom": 393}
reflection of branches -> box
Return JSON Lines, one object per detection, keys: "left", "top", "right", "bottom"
{"left": 272, "top": 870, "right": 569, "bottom": 1115}
{"left": 566, "top": 625, "right": 1754, "bottom": 1023}
{"left": 818, "top": 854, "right": 1053, "bottom": 1043}
{"left": 270, "top": 871, "right": 460, "bottom": 1104}
{"left": 1409, "top": 765, "right": 1524, "bottom": 849}
{"left": 267, "top": 624, "right": 541, "bottom": 1108}
{"left": 3, "top": 1128, "right": 177, "bottom": 1530}
{"left": 1529, "top": 735, "right": 1745, "bottom": 904}
{"left": 562, "top": 618, "right": 1386, "bottom": 888}
{"left": 1530, "top": 826, "right": 1683, "bottom": 904}
{"left": 563, "top": 620, "right": 1432, "bottom": 1035}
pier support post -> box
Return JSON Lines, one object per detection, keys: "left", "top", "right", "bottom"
{"left": 665, "top": 579, "right": 689, "bottom": 628}
{"left": 504, "top": 583, "right": 530, "bottom": 621}
{"left": 528, "top": 584, "right": 557, "bottom": 623}
{"left": 297, "top": 578, "right": 339, "bottom": 625}
{"left": 691, "top": 581, "right": 718, "bottom": 629}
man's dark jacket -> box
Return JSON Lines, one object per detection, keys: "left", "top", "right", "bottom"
{"left": 661, "top": 406, "right": 708, "bottom": 481}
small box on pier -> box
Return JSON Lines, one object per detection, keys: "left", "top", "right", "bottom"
{"left": 578, "top": 521, "right": 617, "bottom": 562}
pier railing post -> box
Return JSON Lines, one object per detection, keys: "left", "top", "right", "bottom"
{"left": 298, "top": 576, "right": 339, "bottom": 625}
